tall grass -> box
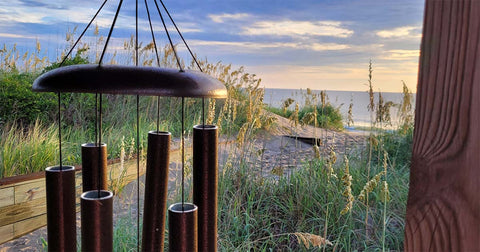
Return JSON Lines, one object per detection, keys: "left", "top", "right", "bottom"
{"left": 1, "top": 32, "right": 413, "bottom": 251}
{"left": 0, "top": 35, "right": 275, "bottom": 178}
{"left": 215, "top": 150, "right": 408, "bottom": 250}
{"left": 0, "top": 120, "right": 57, "bottom": 177}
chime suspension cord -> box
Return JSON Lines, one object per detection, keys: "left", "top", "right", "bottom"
{"left": 156, "top": 0, "right": 208, "bottom": 128}
{"left": 157, "top": 96, "right": 160, "bottom": 133}
{"left": 202, "top": 98, "right": 205, "bottom": 129}
{"left": 57, "top": 93, "right": 62, "bottom": 170}
{"left": 136, "top": 95, "right": 140, "bottom": 250}
{"left": 135, "top": 0, "right": 141, "bottom": 250}
{"left": 181, "top": 97, "right": 185, "bottom": 210}
{"left": 95, "top": 93, "right": 98, "bottom": 146}
{"left": 99, "top": 0, "right": 124, "bottom": 65}
{"left": 98, "top": 94, "right": 103, "bottom": 197}
{"left": 157, "top": 0, "right": 203, "bottom": 72}
{"left": 59, "top": 0, "right": 109, "bottom": 67}
{"left": 152, "top": 0, "right": 183, "bottom": 71}
{"left": 143, "top": 0, "right": 162, "bottom": 132}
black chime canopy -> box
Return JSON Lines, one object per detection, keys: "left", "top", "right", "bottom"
{"left": 33, "top": 64, "right": 227, "bottom": 98}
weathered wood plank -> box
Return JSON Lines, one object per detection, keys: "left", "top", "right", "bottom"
{"left": 0, "top": 157, "right": 147, "bottom": 245}
{"left": 0, "top": 187, "right": 14, "bottom": 208}
{"left": 0, "top": 224, "right": 14, "bottom": 244}
{"left": 0, "top": 171, "right": 44, "bottom": 189}
{"left": 0, "top": 198, "right": 46, "bottom": 227}
{"left": 405, "top": 0, "right": 480, "bottom": 250}
{"left": 14, "top": 179, "right": 45, "bottom": 204}
{"left": 13, "top": 214, "right": 47, "bottom": 238}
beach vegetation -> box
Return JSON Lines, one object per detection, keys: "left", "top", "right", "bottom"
{"left": 0, "top": 36, "right": 412, "bottom": 251}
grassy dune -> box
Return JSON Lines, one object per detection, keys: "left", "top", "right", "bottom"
{"left": 0, "top": 40, "right": 413, "bottom": 250}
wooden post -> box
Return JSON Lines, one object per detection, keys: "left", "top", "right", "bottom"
{"left": 405, "top": 0, "right": 480, "bottom": 250}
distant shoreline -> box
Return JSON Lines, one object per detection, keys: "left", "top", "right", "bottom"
{"left": 263, "top": 88, "right": 416, "bottom": 128}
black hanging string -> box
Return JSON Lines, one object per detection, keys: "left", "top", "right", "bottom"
{"left": 202, "top": 97, "right": 205, "bottom": 128}
{"left": 144, "top": 0, "right": 161, "bottom": 67}
{"left": 57, "top": 93, "right": 62, "bottom": 170}
{"left": 181, "top": 97, "right": 185, "bottom": 210}
{"left": 157, "top": 97, "right": 160, "bottom": 133}
{"left": 135, "top": 0, "right": 140, "bottom": 250}
{"left": 98, "top": 0, "right": 124, "bottom": 65}
{"left": 157, "top": 0, "right": 203, "bottom": 72}
{"left": 98, "top": 94, "right": 103, "bottom": 197}
{"left": 144, "top": 0, "right": 162, "bottom": 133}
{"left": 95, "top": 93, "right": 98, "bottom": 146}
{"left": 156, "top": 0, "right": 208, "bottom": 132}
{"left": 136, "top": 95, "right": 140, "bottom": 250}
{"left": 152, "top": 0, "right": 183, "bottom": 71}
{"left": 59, "top": 0, "right": 109, "bottom": 67}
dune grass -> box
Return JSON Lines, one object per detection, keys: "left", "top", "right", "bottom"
{"left": 0, "top": 37, "right": 413, "bottom": 251}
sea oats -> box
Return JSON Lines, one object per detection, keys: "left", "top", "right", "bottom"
{"left": 294, "top": 232, "right": 332, "bottom": 248}
{"left": 340, "top": 156, "right": 354, "bottom": 215}
{"left": 358, "top": 171, "right": 385, "bottom": 202}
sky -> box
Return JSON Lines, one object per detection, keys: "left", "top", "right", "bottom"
{"left": 0, "top": 0, "right": 424, "bottom": 92}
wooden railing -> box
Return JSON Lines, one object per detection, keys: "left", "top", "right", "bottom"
{"left": 0, "top": 159, "right": 146, "bottom": 244}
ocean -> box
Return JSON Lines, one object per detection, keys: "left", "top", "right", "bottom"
{"left": 263, "top": 88, "right": 416, "bottom": 128}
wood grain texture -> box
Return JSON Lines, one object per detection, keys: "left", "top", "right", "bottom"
{"left": 0, "top": 158, "right": 146, "bottom": 245}
{"left": 0, "top": 187, "right": 14, "bottom": 208}
{"left": 14, "top": 214, "right": 47, "bottom": 238}
{"left": 14, "top": 179, "right": 45, "bottom": 203}
{"left": 405, "top": 0, "right": 480, "bottom": 250}
{"left": 0, "top": 225, "right": 13, "bottom": 244}
{"left": 0, "top": 198, "right": 46, "bottom": 226}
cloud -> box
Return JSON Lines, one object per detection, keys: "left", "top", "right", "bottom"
{"left": 187, "top": 40, "right": 351, "bottom": 53}
{"left": 242, "top": 20, "right": 353, "bottom": 38}
{"left": 376, "top": 26, "right": 421, "bottom": 38}
{"left": 0, "top": 33, "right": 37, "bottom": 39}
{"left": 382, "top": 49, "right": 420, "bottom": 60}
{"left": 18, "top": 0, "right": 66, "bottom": 9}
{"left": 209, "top": 13, "right": 250, "bottom": 23}
{"left": 310, "top": 43, "right": 350, "bottom": 51}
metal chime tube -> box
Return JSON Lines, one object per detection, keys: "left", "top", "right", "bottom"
{"left": 81, "top": 190, "right": 113, "bottom": 252}
{"left": 168, "top": 203, "right": 198, "bottom": 252}
{"left": 45, "top": 165, "right": 77, "bottom": 252}
{"left": 81, "top": 143, "right": 107, "bottom": 192}
{"left": 193, "top": 124, "right": 218, "bottom": 251}
{"left": 142, "top": 131, "right": 171, "bottom": 251}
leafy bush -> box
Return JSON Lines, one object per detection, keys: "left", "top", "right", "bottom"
{"left": 299, "top": 104, "right": 343, "bottom": 130}
{"left": 0, "top": 54, "right": 91, "bottom": 126}
{"left": 379, "top": 126, "right": 413, "bottom": 167}
{"left": 366, "top": 126, "right": 413, "bottom": 168}
{"left": 0, "top": 71, "right": 56, "bottom": 125}
{"left": 267, "top": 103, "right": 344, "bottom": 131}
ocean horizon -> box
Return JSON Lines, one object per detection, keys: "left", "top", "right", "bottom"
{"left": 263, "top": 88, "right": 416, "bottom": 128}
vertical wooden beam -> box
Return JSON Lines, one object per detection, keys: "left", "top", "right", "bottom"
{"left": 405, "top": 0, "right": 480, "bottom": 250}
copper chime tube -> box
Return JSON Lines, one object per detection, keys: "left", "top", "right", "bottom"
{"left": 81, "top": 190, "right": 113, "bottom": 252}
{"left": 45, "top": 165, "right": 77, "bottom": 252}
{"left": 168, "top": 203, "right": 198, "bottom": 252}
{"left": 81, "top": 143, "right": 107, "bottom": 192}
{"left": 142, "top": 131, "right": 171, "bottom": 251}
{"left": 193, "top": 124, "right": 219, "bottom": 251}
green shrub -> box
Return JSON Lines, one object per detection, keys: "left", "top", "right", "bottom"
{"left": 0, "top": 54, "right": 91, "bottom": 126}
{"left": 299, "top": 104, "right": 343, "bottom": 131}
{"left": 267, "top": 102, "right": 344, "bottom": 131}
{"left": 0, "top": 71, "right": 56, "bottom": 125}
{"left": 265, "top": 106, "right": 293, "bottom": 118}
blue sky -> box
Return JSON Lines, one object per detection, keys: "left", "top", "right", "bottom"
{"left": 0, "top": 0, "right": 424, "bottom": 92}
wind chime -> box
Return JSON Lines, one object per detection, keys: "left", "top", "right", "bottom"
{"left": 34, "top": 0, "right": 226, "bottom": 251}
